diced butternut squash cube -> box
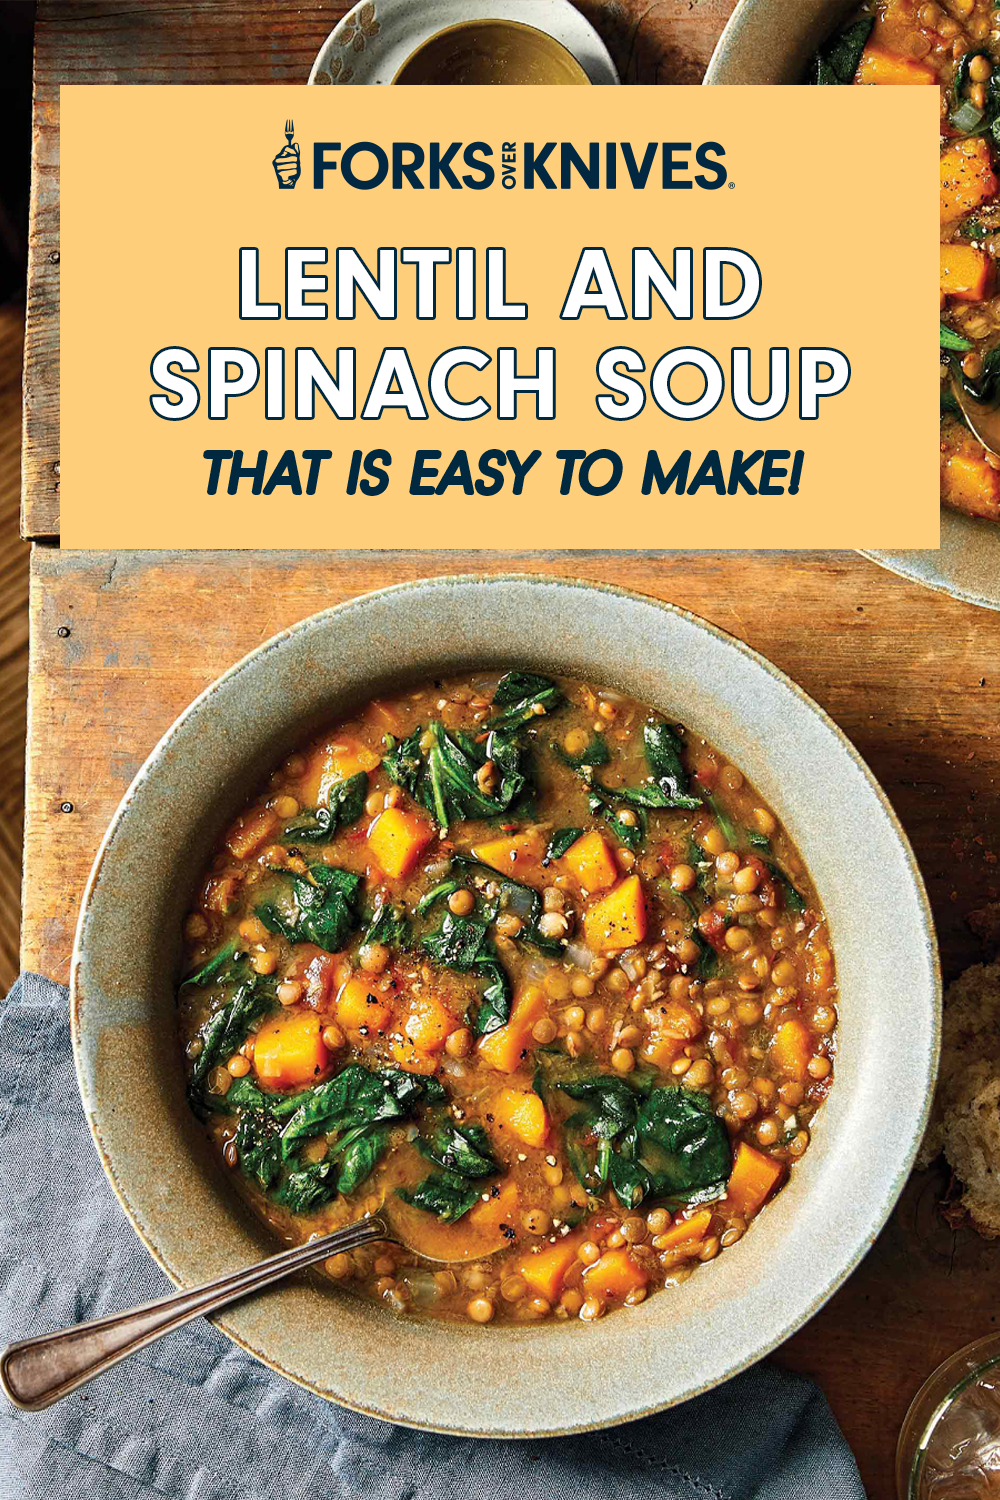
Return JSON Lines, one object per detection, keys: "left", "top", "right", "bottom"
{"left": 652, "top": 1208, "right": 713, "bottom": 1254}
{"left": 225, "top": 806, "right": 278, "bottom": 860}
{"left": 941, "top": 242, "right": 993, "bottom": 302}
{"left": 477, "top": 986, "right": 549, "bottom": 1073}
{"left": 388, "top": 1035, "right": 438, "bottom": 1074}
{"left": 489, "top": 1087, "right": 549, "bottom": 1149}
{"left": 403, "top": 992, "right": 457, "bottom": 1053}
{"left": 254, "top": 1009, "right": 328, "bottom": 1089}
{"left": 941, "top": 137, "right": 998, "bottom": 224}
{"left": 855, "top": 45, "right": 936, "bottom": 86}
{"left": 288, "top": 946, "right": 341, "bottom": 1010}
{"left": 298, "top": 736, "right": 376, "bottom": 808}
{"left": 468, "top": 1177, "right": 520, "bottom": 1238}
{"left": 583, "top": 1247, "right": 649, "bottom": 1302}
{"left": 559, "top": 830, "right": 618, "bottom": 893}
{"left": 472, "top": 832, "right": 543, "bottom": 874}
{"left": 584, "top": 875, "right": 647, "bottom": 952}
{"left": 726, "top": 1142, "right": 785, "bottom": 1220}
{"left": 770, "top": 1018, "right": 811, "bottom": 1080}
{"left": 518, "top": 1232, "right": 585, "bottom": 1301}
{"left": 367, "top": 806, "right": 434, "bottom": 879}
{"left": 203, "top": 871, "right": 243, "bottom": 916}
{"left": 640, "top": 1030, "right": 686, "bottom": 1071}
{"left": 336, "top": 977, "right": 391, "bottom": 1035}
{"left": 657, "top": 998, "right": 703, "bottom": 1040}
{"left": 942, "top": 440, "right": 1000, "bottom": 521}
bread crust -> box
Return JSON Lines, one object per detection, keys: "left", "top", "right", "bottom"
{"left": 920, "top": 960, "right": 1000, "bottom": 1237}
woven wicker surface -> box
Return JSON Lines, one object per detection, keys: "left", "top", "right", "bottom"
{"left": 0, "top": 302, "right": 28, "bottom": 993}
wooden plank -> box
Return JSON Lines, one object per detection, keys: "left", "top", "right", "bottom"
{"left": 23, "top": 545, "right": 1000, "bottom": 1498}
{"left": 22, "top": 0, "right": 737, "bottom": 538}
{"left": 0, "top": 304, "right": 30, "bottom": 994}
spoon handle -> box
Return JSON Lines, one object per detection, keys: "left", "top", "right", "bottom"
{"left": 0, "top": 1216, "right": 388, "bottom": 1411}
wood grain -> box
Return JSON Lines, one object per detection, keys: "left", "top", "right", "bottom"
{"left": 23, "top": 0, "right": 738, "bottom": 538}
{"left": 22, "top": 546, "right": 1000, "bottom": 1498}
{"left": 0, "top": 303, "right": 29, "bottom": 993}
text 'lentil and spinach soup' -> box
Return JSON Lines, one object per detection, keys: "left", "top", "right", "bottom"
{"left": 180, "top": 673, "right": 837, "bottom": 1325}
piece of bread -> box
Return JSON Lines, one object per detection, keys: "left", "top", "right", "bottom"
{"left": 969, "top": 901, "right": 1000, "bottom": 951}
{"left": 918, "top": 961, "right": 1000, "bottom": 1237}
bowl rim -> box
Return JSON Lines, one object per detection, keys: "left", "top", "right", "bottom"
{"left": 70, "top": 571, "right": 942, "bottom": 1435}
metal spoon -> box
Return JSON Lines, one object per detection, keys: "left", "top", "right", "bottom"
{"left": 950, "top": 367, "right": 1000, "bottom": 456}
{"left": 0, "top": 1201, "right": 509, "bottom": 1412}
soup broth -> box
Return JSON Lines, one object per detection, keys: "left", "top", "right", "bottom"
{"left": 180, "top": 672, "right": 837, "bottom": 1324}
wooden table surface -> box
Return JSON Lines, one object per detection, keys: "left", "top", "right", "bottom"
{"left": 22, "top": 546, "right": 1000, "bottom": 1498}
{"left": 22, "top": 5, "right": 998, "bottom": 1498}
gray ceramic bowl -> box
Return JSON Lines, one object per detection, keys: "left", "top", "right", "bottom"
{"left": 71, "top": 575, "right": 940, "bottom": 1435}
{"left": 706, "top": 0, "right": 1000, "bottom": 612}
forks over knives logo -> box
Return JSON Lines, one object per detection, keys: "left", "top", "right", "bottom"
{"left": 273, "top": 119, "right": 300, "bottom": 189}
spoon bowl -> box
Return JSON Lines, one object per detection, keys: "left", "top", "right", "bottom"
{"left": 385, "top": 1193, "right": 512, "bottom": 1263}
{"left": 949, "top": 368, "right": 1000, "bottom": 456}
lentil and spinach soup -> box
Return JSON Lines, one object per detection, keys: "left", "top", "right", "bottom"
{"left": 180, "top": 673, "right": 837, "bottom": 1325}
{"left": 813, "top": 0, "right": 1000, "bottom": 522}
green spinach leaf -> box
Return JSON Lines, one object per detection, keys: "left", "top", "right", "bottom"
{"left": 949, "top": 48, "right": 1000, "bottom": 136}
{"left": 397, "top": 1170, "right": 483, "bottom": 1224}
{"left": 360, "top": 898, "right": 409, "bottom": 951}
{"left": 421, "top": 905, "right": 512, "bottom": 1035}
{"left": 225, "top": 1062, "right": 445, "bottom": 1210}
{"left": 283, "top": 772, "right": 368, "bottom": 842}
{"left": 958, "top": 343, "right": 1000, "bottom": 409}
{"left": 562, "top": 718, "right": 701, "bottom": 851}
{"left": 278, "top": 1062, "right": 435, "bottom": 1158}
{"left": 635, "top": 720, "right": 703, "bottom": 809}
{"left": 383, "top": 721, "right": 528, "bottom": 834}
{"left": 331, "top": 1125, "right": 391, "bottom": 1195}
{"left": 809, "top": 15, "right": 873, "bottom": 85}
{"left": 941, "top": 322, "right": 974, "bottom": 353}
{"left": 636, "top": 1087, "right": 731, "bottom": 1200}
{"left": 448, "top": 855, "right": 561, "bottom": 955}
{"left": 256, "top": 865, "right": 363, "bottom": 953}
{"left": 740, "top": 833, "right": 807, "bottom": 912}
{"left": 418, "top": 1118, "right": 500, "bottom": 1178}
{"left": 702, "top": 792, "right": 738, "bottom": 848}
{"left": 415, "top": 877, "right": 461, "bottom": 915}
{"left": 187, "top": 976, "right": 276, "bottom": 1099}
{"left": 554, "top": 731, "right": 610, "bottom": 771}
{"left": 585, "top": 780, "right": 646, "bottom": 851}
{"left": 274, "top": 1159, "right": 339, "bottom": 1214}
{"left": 234, "top": 1108, "right": 284, "bottom": 1191}
{"left": 550, "top": 1069, "right": 730, "bottom": 1209}
{"left": 669, "top": 888, "right": 717, "bottom": 980}
{"left": 180, "top": 939, "right": 248, "bottom": 990}
{"left": 485, "top": 671, "right": 565, "bottom": 733}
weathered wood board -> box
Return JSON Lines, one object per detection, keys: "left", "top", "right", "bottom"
{"left": 23, "top": 544, "right": 1000, "bottom": 1498}
{"left": 22, "top": 0, "right": 737, "bottom": 538}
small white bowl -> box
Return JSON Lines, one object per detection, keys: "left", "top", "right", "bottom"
{"left": 308, "top": 0, "right": 619, "bottom": 87}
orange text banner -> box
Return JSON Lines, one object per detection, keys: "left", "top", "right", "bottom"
{"left": 60, "top": 85, "right": 939, "bottom": 548}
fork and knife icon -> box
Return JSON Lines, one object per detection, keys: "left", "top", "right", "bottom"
{"left": 273, "top": 119, "right": 301, "bottom": 189}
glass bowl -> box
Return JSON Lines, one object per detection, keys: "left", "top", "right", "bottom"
{"left": 898, "top": 1335, "right": 1000, "bottom": 1498}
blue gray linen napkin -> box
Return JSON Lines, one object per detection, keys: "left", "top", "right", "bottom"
{"left": 0, "top": 974, "right": 865, "bottom": 1500}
